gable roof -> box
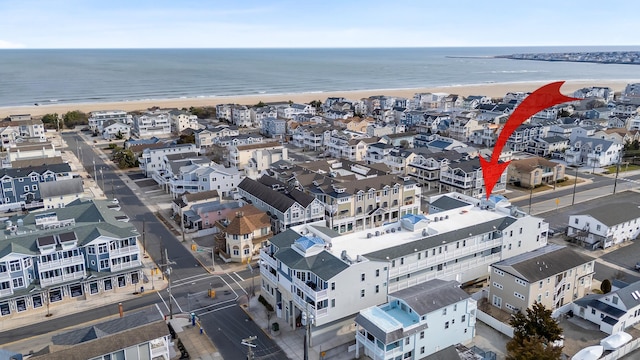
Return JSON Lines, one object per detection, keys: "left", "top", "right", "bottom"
{"left": 223, "top": 205, "right": 270, "bottom": 235}
{"left": 492, "top": 244, "right": 594, "bottom": 283}
{"left": 390, "top": 279, "right": 469, "bottom": 315}
{"left": 238, "top": 178, "right": 315, "bottom": 213}
{"left": 39, "top": 178, "right": 84, "bottom": 198}
{"left": 578, "top": 202, "right": 640, "bottom": 227}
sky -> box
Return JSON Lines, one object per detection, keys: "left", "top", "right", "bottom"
{"left": 1, "top": 0, "right": 639, "bottom": 49}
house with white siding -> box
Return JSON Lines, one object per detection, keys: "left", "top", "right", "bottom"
{"left": 355, "top": 280, "right": 476, "bottom": 360}
{"left": 567, "top": 202, "right": 640, "bottom": 250}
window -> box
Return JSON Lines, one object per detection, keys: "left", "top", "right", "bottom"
{"left": 400, "top": 257, "right": 404, "bottom": 265}
{"left": 12, "top": 277, "right": 24, "bottom": 288}
{"left": 360, "top": 289, "right": 365, "bottom": 298}
{"left": 361, "top": 273, "right": 365, "bottom": 282}
{"left": 98, "top": 244, "right": 108, "bottom": 253}
{"left": 442, "top": 308, "right": 447, "bottom": 315}
{"left": 420, "top": 331, "right": 424, "bottom": 339}
{"left": 461, "top": 315, "right": 466, "bottom": 322}
{"left": 592, "top": 308, "right": 596, "bottom": 315}
{"left": 375, "top": 269, "right": 380, "bottom": 277}
{"left": 9, "top": 260, "right": 21, "bottom": 272}
{"left": 575, "top": 218, "right": 579, "bottom": 224}
{"left": 233, "top": 246, "right": 239, "bottom": 256}
{"left": 514, "top": 292, "right": 525, "bottom": 300}
{"left": 494, "top": 269, "right": 504, "bottom": 276}
{"left": 331, "top": 299, "right": 335, "bottom": 307}
{"left": 539, "top": 281, "right": 543, "bottom": 289}
{"left": 515, "top": 278, "right": 527, "bottom": 286}
{"left": 453, "top": 304, "right": 457, "bottom": 311}
{"left": 493, "top": 282, "right": 503, "bottom": 290}
{"left": 375, "top": 285, "right": 379, "bottom": 293}
{"left": 445, "top": 321, "right": 449, "bottom": 329}
{"left": 99, "top": 259, "right": 109, "bottom": 269}
{"left": 405, "top": 338, "right": 410, "bottom": 345}
{"left": 391, "top": 260, "right": 396, "bottom": 267}
{"left": 420, "top": 347, "right": 425, "bottom": 354}
{"left": 331, "top": 282, "right": 335, "bottom": 290}
{"left": 88, "top": 246, "right": 96, "bottom": 254}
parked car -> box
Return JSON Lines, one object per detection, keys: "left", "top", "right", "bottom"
{"left": 635, "top": 262, "right": 640, "bottom": 271}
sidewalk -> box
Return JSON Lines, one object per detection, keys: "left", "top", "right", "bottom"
{"left": 240, "top": 295, "right": 365, "bottom": 360}
{"left": 169, "top": 317, "right": 223, "bottom": 360}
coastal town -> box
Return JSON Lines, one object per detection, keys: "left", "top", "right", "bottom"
{"left": 3, "top": 81, "right": 640, "bottom": 360}
{"left": 499, "top": 51, "right": 640, "bottom": 65}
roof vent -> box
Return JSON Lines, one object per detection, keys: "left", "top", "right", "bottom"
{"left": 367, "top": 233, "right": 372, "bottom": 239}
{"left": 375, "top": 231, "right": 380, "bottom": 236}
{"left": 422, "top": 229, "right": 428, "bottom": 237}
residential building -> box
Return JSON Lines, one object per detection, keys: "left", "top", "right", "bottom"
{"left": 138, "top": 143, "right": 199, "bottom": 177}
{"left": 489, "top": 244, "right": 594, "bottom": 313}
{"left": 216, "top": 204, "right": 272, "bottom": 263}
{"left": 3, "top": 141, "right": 61, "bottom": 165}
{"left": 564, "top": 137, "right": 623, "bottom": 168}
{"left": 439, "top": 158, "right": 507, "bottom": 198}
{"left": 0, "top": 199, "right": 142, "bottom": 317}
{"left": 101, "top": 120, "right": 131, "bottom": 140}
{"left": 213, "top": 133, "right": 264, "bottom": 148}
{"left": 195, "top": 125, "right": 240, "bottom": 148}
{"left": 507, "top": 157, "right": 566, "bottom": 188}
{"left": 326, "top": 132, "right": 378, "bottom": 161}
{"left": 251, "top": 105, "right": 278, "bottom": 127}
{"left": 506, "top": 124, "right": 544, "bottom": 152}
{"left": 133, "top": 111, "right": 172, "bottom": 138}
{"left": 262, "top": 117, "right": 287, "bottom": 139}
{"left": 574, "top": 280, "right": 640, "bottom": 334}
{"left": 449, "top": 116, "right": 483, "bottom": 142}
{"left": 153, "top": 156, "right": 242, "bottom": 198}
{"left": 0, "top": 116, "right": 47, "bottom": 146}
{"left": 355, "top": 280, "right": 476, "bottom": 360}
{"left": 26, "top": 307, "right": 170, "bottom": 360}
{"left": 526, "top": 136, "right": 569, "bottom": 158}
{"left": 237, "top": 177, "right": 325, "bottom": 233}
{"left": 573, "top": 87, "right": 614, "bottom": 102}
{"left": 612, "top": 104, "right": 640, "bottom": 118}
{"left": 39, "top": 178, "right": 85, "bottom": 209}
{"left": 0, "top": 163, "right": 73, "bottom": 210}
{"left": 381, "top": 132, "right": 416, "bottom": 148}
{"left": 567, "top": 202, "right": 640, "bottom": 250}
{"left": 231, "top": 105, "right": 252, "bottom": 127}
{"left": 229, "top": 142, "right": 287, "bottom": 171}
{"left": 88, "top": 110, "right": 131, "bottom": 132}
{"left": 311, "top": 174, "right": 421, "bottom": 234}
{"left": 169, "top": 109, "right": 200, "bottom": 133}
{"left": 259, "top": 193, "right": 548, "bottom": 344}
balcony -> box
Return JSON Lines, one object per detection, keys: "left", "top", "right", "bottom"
{"left": 40, "top": 271, "right": 85, "bottom": 287}
{"left": 111, "top": 259, "right": 142, "bottom": 272}
{"left": 109, "top": 245, "right": 140, "bottom": 256}
{"left": 0, "top": 288, "right": 13, "bottom": 297}
{"left": 292, "top": 293, "right": 328, "bottom": 320}
{"left": 260, "top": 249, "right": 278, "bottom": 269}
{"left": 293, "top": 276, "right": 328, "bottom": 302}
{"left": 38, "top": 255, "right": 85, "bottom": 271}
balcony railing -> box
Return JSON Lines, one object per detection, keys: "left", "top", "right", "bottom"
{"left": 40, "top": 271, "right": 85, "bottom": 287}
{"left": 0, "top": 288, "right": 13, "bottom": 297}
{"left": 260, "top": 249, "right": 278, "bottom": 268}
{"left": 38, "top": 255, "right": 85, "bottom": 270}
{"left": 110, "top": 259, "right": 142, "bottom": 272}
{"left": 293, "top": 276, "right": 328, "bottom": 302}
{"left": 109, "top": 245, "right": 140, "bottom": 256}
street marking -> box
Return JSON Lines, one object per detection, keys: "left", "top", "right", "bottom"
{"left": 172, "top": 273, "right": 217, "bottom": 286}
{"left": 227, "top": 273, "right": 248, "bottom": 295}
{"left": 219, "top": 275, "right": 239, "bottom": 298}
{"left": 233, "top": 272, "right": 245, "bottom": 281}
{"left": 171, "top": 293, "right": 183, "bottom": 313}
{"left": 198, "top": 303, "right": 237, "bottom": 316}
{"left": 157, "top": 291, "right": 169, "bottom": 312}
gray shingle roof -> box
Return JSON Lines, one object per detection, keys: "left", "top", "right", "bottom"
{"left": 275, "top": 248, "right": 349, "bottom": 281}
{"left": 429, "top": 196, "right": 469, "bottom": 211}
{"left": 364, "top": 217, "right": 516, "bottom": 260}
{"left": 580, "top": 202, "right": 640, "bottom": 227}
{"left": 39, "top": 178, "right": 84, "bottom": 198}
{"left": 239, "top": 177, "right": 316, "bottom": 213}
{"left": 390, "top": 279, "right": 469, "bottom": 315}
{"left": 0, "top": 163, "right": 71, "bottom": 178}
{"left": 492, "top": 244, "right": 594, "bottom": 283}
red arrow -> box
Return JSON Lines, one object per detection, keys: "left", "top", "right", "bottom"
{"left": 479, "top": 81, "right": 578, "bottom": 199}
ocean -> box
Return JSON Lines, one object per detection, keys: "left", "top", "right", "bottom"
{"left": 0, "top": 46, "right": 639, "bottom": 108}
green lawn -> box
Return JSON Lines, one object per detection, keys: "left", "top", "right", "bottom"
{"left": 605, "top": 164, "right": 640, "bottom": 173}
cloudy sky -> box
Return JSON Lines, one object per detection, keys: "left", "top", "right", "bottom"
{"left": 1, "top": 0, "right": 638, "bottom": 49}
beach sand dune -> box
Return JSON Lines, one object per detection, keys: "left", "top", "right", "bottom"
{"left": 0, "top": 80, "right": 633, "bottom": 119}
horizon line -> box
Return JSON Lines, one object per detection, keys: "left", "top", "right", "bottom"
{"left": 1, "top": 45, "right": 640, "bottom": 50}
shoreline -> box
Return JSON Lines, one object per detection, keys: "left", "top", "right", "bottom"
{"left": 1, "top": 79, "right": 636, "bottom": 118}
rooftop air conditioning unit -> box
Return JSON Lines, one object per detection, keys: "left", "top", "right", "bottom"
{"left": 367, "top": 233, "right": 373, "bottom": 239}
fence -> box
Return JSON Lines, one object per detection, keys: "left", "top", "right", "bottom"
{"left": 476, "top": 309, "right": 514, "bottom": 338}
{"left": 601, "top": 337, "right": 640, "bottom": 360}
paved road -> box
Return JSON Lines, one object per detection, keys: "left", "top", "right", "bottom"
{"left": 30, "top": 133, "right": 285, "bottom": 359}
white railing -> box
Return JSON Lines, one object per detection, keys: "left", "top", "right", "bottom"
{"left": 292, "top": 276, "right": 328, "bottom": 301}
{"left": 260, "top": 250, "right": 278, "bottom": 268}
{"left": 109, "top": 246, "right": 139, "bottom": 256}
{"left": 260, "top": 267, "right": 278, "bottom": 284}
{"left": 356, "top": 333, "right": 385, "bottom": 360}
{"left": 601, "top": 337, "right": 640, "bottom": 360}
{"left": 476, "top": 309, "right": 514, "bottom": 338}
{"left": 40, "top": 271, "right": 85, "bottom": 287}
{"left": 110, "top": 259, "right": 142, "bottom": 272}
{"left": 0, "top": 271, "right": 11, "bottom": 280}
{"left": 0, "top": 288, "right": 13, "bottom": 297}
{"left": 38, "top": 256, "right": 85, "bottom": 271}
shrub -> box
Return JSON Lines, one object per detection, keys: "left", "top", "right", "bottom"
{"left": 258, "top": 295, "right": 274, "bottom": 312}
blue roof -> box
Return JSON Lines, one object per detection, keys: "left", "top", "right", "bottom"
{"left": 294, "top": 236, "right": 324, "bottom": 250}
{"left": 489, "top": 195, "right": 508, "bottom": 204}
{"left": 401, "top": 213, "right": 428, "bottom": 225}
{"left": 428, "top": 140, "right": 452, "bottom": 149}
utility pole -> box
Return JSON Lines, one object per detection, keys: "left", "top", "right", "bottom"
{"left": 613, "top": 150, "right": 622, "bottom": 194}
{"left": 241, "top": 336, "right": 257, "bottom": 360}
{"left": 159, "top": 248, "right": 176, "bottom": 319}
{"left": 571, "top": 167, "right": 578, "bottom": 205}
{"left": 142, "top": 219, "right": 147, "bottom": 257}
{"left": 528, "top": 185, "right": 534, "bottom": 215}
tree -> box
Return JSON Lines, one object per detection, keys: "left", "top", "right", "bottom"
{"left": 506, "top": 302, "right": 563, "bottom": 360}
{"left": 62, "top": 110, "right": 88, "bottom": 129}
{"left": 255, "top": 101, "right": 266, "bottom": 108}
{"left": 601, "top": 279, "right": 612, "bottom": 294}
{"left": 557, "top": 109, "right": 571, "bottom": 118}
{"left": 111, "top": 149, "right": 139, "bottom": 169}
{"left": 114, "top": 130, "right": 124, "bottom": 140}
{"left": 176, "top": 133, "right": 195, "bottom": 144}
{"left": 189, "top": 106, "right": 216, "bottom": 119}
{"left": 41, "top": 113, "right": 59, "bottom": 130}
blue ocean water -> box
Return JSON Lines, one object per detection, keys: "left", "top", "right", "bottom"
{"left": 0, "top": 46, "right": 639, "bottom": 107}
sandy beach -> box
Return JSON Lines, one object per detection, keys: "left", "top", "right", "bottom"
{"left": 0, "top": 80, "right": 635, "bottom": 119}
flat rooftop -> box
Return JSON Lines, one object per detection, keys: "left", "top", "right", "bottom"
{"left": 322, "top": 204, "right": 510, "bottom": 260}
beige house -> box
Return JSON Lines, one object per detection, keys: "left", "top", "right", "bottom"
{"left": 228, "top": 141, "right": 287, "bottom": 171}
{"left": 216, "top": 204, "right": 272, "bottom": 263}
{"left": 39, "top": 178, "right": 85, "bottom": 209}
{"left": 508, "top": 157, "right": 566, "bottom": 188}
{"left": 345, "top": 117, "right": 374, "bottom": 133}
{"left": 489, "top": 244, "right": 595, "bottom": 313}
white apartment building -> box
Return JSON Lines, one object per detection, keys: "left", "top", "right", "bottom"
{"left": 169, "top": 110, "right": 200, "bottom": 133}
{"left": 567, "top": 202, "right": 640, "bottom": 250}
{"left": 133, "top": 111, "right": 172, "bottom": 138}
{"left": 355, "top": 280, "right": 476, "bottom": 360}
{"left": 195, "top": 125, "right": 240, "bottom": 148}
{"left": 231, "top": 105, "right": 252, "bottom": 127}
{"left": 88, "top": 110, "right": 131, "bottom": 132}
{"left": 259, "top": 193, "right": 548, "bottom": 346}
{"left": 564, "top": 137, "right": 623, "bottom": 168}
{"left": 138, "top": 143, "right": 199, "bottom": 176}
{"left": 228, "top": 142, "right": 287, "bottom": 172}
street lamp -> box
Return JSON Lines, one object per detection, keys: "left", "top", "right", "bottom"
{"left": 571, "top": 167, "right": 579, "bottom": 205}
